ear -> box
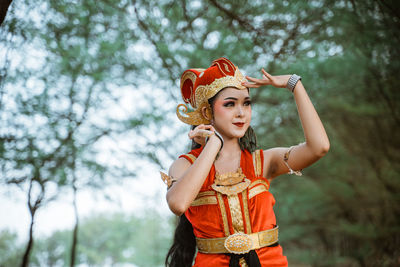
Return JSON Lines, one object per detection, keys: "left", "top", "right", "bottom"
{"left": 201, "top": 104, "right": 212, "bottom": 122}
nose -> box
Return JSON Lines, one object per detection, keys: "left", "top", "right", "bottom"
{"left": 236, "top": 106, "right": 244, "bottom": 117}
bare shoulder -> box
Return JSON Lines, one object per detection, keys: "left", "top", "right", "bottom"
{"left": 169, "top": 157, "right": 192, "bottom": 180}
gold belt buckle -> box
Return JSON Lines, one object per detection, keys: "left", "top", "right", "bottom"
{"left": 224, "top": 232, "right": 253, "bottom": 254}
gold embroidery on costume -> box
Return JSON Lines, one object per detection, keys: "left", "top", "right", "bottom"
{"left": 249, "top": 179, "right": 270, "bottom": 190}
{"left": 212, "top": 167, "right": 251, "bottom": 236}
{"left": 214, "top": 167, "right": 246, "bottom": 186}
{"left": 196, "top": 236, "right": 226, "bottom": 254}
{"left": 212, "top": 179, "right": 251, "bottom": 195}
{"left": 195, "top": 227, "right": 279, "bottom": 254}
{"left": 197, "top": 191, "right": 215, "bottom": 197}
{"left": 255, "top": 149, "right": 262, "bottom": 176}
{"left": 194, "top": 150, "right": 284, "bottom": 256}
{"left": 252, "top": 149, "right": 262, "bottom": 177}
{"left": 259, "top": 226, "right": 279, "bottom": 245}
{"left": 212, "top": 167, "right": 250, "bottom": 195}
{"left": 184, "top": 153, "right": 197, "bottom": 163}
{"left": 191, "top": 196, "right": 217, "bottom": 206}
{"left": 241, "top": 189, "right": 252, "bottom": 234}
{"left": 217, "top": 192, "right": 230, "bottom": 237}
{"left": 249, "top": 184, "right": 268, "bottom": 199}
{"left": 227, "top": 195, "right": 244, "bottom": 232}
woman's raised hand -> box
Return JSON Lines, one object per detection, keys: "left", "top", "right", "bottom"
{"left": 188, "top": 124, "right": 215, "bottom": 146}
{"left": 242, "top": 69, "right": 291, "bottom": 89}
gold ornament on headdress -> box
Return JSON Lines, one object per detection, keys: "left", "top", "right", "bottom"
{"left": 176, "top": 102, "right": 212, "bottom": 126}
{"left": 176, "top": 67, "right": 247, "bottom": 125}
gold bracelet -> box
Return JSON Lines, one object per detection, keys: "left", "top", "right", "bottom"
{"left": 283, "top": 146, "right": 302, "bottom": 176}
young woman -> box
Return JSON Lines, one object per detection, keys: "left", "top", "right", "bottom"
{"left": 162, "top": 57, "right": 329, "bottom": 267}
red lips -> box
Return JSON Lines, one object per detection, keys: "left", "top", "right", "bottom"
{"left": 233, "top": 123, "right": 244, "bottom": 127}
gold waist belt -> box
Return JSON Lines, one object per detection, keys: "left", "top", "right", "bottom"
{"left": 196, "top": 226, "right": 279, "bottom": 254}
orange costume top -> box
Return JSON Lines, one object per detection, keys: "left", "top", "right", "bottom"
{"left": 180, "top": 147, "right": 288, "bottom": 267}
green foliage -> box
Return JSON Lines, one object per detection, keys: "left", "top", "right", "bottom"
{"left": 1, "top": 0, "right": 399, "bottom": 266}
{"left": 30, "top": 230, "right": 72, "bottom": 267}
{"left": 28, "top": 211, "right": 173, "bottom": 267}
{"left": 0, "top": 230, "right": 23, "bottom": 267}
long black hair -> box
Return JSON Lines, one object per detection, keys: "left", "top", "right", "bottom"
{"left": 165, "top": 214, "right": 196, "bottom": 267}
{"left": 165, "top": 89, "right": 258, "bottom": 267}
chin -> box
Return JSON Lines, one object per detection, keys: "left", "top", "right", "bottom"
{"left": 237, "top": 125, "right": 249, "bottom": 137}
{"left": 236, "top": 132, "right": 247, "bottom": 139}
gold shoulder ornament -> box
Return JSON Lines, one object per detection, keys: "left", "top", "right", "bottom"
{"left": 160, "top": 171, "right": 177, "bottom": 189}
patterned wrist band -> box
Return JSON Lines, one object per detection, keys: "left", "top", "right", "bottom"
{"left": 286, "top": 74, "right": 302, "bottom": 92}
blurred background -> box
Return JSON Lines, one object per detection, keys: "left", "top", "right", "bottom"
{"left": 0, "top": 0, "right": 399, "bottom": 266}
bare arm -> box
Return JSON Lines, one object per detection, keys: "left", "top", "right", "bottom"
{"left": 243, "top": 70, "right": 330, "bottom": 179}
{"left": 166, "top": 128, "right": 221, "bottom": 215}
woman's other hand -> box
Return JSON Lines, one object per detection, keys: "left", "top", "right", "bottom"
{"left": 242, "top": 69, "right": 291, "bottom": 89}
{"left": 188, "top": 124, "right": 215, "bottom": 146}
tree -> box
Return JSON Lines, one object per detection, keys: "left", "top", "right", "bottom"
{"left": 131, "top": 0, "right": 400, "bottom": 265}
{"left": 1, "top": 0, "right": 399, "bottom": 266}
{"left": 28, "top": 211, "right": 172, "bottom": 267}
{"left": 0, "top": 0, "right": 158, "bottom": 265}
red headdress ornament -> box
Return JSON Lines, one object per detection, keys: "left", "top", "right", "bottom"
{"left": 177, "top": 57, "right": 247, "bottom": 125}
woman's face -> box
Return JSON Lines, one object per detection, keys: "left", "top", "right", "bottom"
{"left": 211, "top": 87, "right": 252, "bottom": 140}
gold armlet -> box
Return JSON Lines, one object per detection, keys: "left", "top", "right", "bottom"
{"left": 160, "top": 171, "right": 177, "bottom": 189}
{"left": 283, "top": 146, "right": 302, "bottom": 176}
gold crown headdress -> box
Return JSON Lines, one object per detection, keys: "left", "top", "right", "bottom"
{"left": 176, "top": 57, "right": 247, "bottom": 125}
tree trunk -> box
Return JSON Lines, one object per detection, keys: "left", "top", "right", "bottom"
{"left": 70, "top": 184, "right": 79, "bottom": 267}
{"left": 21, "top": 178, "right": 44, "bottom": 267}
{"left": 20, "top": 209, "right": 35, "bottom": 267}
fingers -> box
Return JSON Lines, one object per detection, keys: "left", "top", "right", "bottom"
{"left": 242, "top": 82, "right": 261, "bottom": 88}
{"left": 261, "top": 69, "right": 273, "bottom": 80}
{"left": 242, "top": 69, "right": 283, "bottom": 89}
{"left": 246, "top": 76, "right": 266, "bottom": 84}
{"left": 188, "top": 129, "right": 194, "bottom": 139}
{"left": 198, "top": 129, "right": 214, "bottom": 137}
{"left": 198, "top": 124, "right": 216, "bottom": 132}
{"left": 242, "top": 72, "right": 273, "bottom": 88}
{"left": 195, "top": 124, "right": 213, "bottom": 131}
{"left": 188, "top": 124, "right": 215, "bottom": 140}
{"left": 242, "top": 76, "right": 263, "bottom": 88}
{"left": 188, "top": 124, "right": 216, "bottom": 146}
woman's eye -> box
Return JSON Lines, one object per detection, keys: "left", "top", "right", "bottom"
{"left": 223, "top": 102, "right": 234, "bottom": 107}
{"left": 244, "top": 100, "right": 252, "bottom": 106}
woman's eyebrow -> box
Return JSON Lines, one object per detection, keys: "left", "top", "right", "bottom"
{"left": 224, "top": 97, "right": 238, "bottom": 100}
{"left": 223, "top": 96, "right": 251, "bottom": 101}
